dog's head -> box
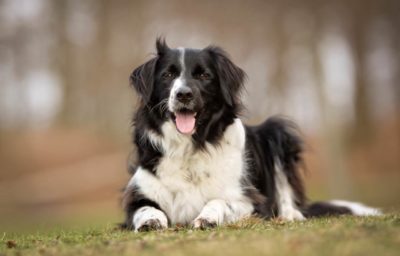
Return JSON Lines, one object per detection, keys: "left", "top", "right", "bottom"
{"left": 130, "top": 38, "right": 245, "bottom": 136}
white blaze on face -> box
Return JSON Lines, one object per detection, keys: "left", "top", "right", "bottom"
{"left": 168, "top": 47, "right": 186, "bottom": 112}
{"left": 168, "top": 47, "right": 197, "bottom": 135}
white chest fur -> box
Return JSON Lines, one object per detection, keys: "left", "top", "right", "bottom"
{"left": 130, "top": 119, "right": 249, "bottom": 224}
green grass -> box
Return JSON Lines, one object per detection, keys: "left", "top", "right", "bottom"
{"left": 1, "top": 215, "right": 399, "bottom": 256}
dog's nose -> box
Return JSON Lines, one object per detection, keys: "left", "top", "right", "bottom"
{"left": 176, "top": 86, "right": 193, "bottom": 103}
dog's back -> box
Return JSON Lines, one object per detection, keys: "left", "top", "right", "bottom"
{"left": 245, "top": 116, "right": 306, "bottom": 220}
{"left": 247, "top": 116, "right": 381, "bottom": 219}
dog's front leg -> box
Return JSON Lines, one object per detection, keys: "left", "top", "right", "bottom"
{"left": 193, "top": 199, "right": 253, "bottom": 229}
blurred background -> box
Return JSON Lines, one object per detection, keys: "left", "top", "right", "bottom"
{"left": 0, "top": 0, "right": 399, "bottom": 231}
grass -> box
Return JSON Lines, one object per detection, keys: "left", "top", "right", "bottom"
{"left": 1, "top": 215, "right": 399, "bottom": 256}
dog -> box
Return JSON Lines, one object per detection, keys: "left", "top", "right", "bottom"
{"left": 122, "top": 38, "right": 381, "bottom": 231}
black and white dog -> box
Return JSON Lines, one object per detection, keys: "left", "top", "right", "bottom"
{"left": 122, "top": 39, "right": 380, "bottom": 231}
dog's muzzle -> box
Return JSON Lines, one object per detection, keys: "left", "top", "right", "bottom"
{"left": 169, "top": 85, "right": 199, "bottom": 135}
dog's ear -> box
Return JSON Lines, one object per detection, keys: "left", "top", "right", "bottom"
{"left": 130, "top": 38, "right": 169, "bottom": 103}
{"left": 156, "top": 37, "right": 169, "bottom": 56}
{"left": 206, "top": 46, "right": 246, "bottom": 107}
{"left": 129, "top": 57, "right": 157, "bottom": 104}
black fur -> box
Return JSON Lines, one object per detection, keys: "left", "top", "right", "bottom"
{"left": 304, "top": 202, "right": 352, "bottom": 217}
{"left": 244, "top": 117, "right": 306, "bottom": 218}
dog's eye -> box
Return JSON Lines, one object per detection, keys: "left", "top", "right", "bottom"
{"left": 162, "top": 72, "right": 175, "bottom": 79}
{"left": 197, "top": 73, "right": 210, "bottom": 80}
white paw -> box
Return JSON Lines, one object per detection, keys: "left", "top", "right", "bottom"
{"left": 193, "top": 217, "right": 218, "bottom": 230}
{"left": 133, "top": 206, "right": 168, "bottom": 232}
{"left": 136, "top": 218, "right": 166, "bottom": 232}
{"left": 280, "top": 208, "right": 305, "bottom": 221}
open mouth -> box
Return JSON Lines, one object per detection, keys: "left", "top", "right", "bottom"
{"left": 172, "top": 108, "right": 197, "bottom": 135}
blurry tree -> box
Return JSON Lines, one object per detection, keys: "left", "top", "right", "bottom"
{"left": 347, "top": 0, "right": 373, "bottom": 142}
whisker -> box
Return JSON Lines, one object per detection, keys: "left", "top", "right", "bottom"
{"left": 149, "top": 99, "right": 169, "bottom": 114}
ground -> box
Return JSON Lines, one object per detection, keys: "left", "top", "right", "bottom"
{"left": 1, "top": 215, "right": 399, "bottom": 256}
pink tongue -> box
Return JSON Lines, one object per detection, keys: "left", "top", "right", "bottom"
{"left": 175, "top": 113, "right": 196, "bottom": 134}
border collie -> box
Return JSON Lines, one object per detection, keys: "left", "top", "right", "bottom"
{"left": 122, "top": 39, "right": 381, "bottom": 231}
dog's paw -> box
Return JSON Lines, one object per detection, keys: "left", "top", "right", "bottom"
{"left": 136, "top": 218, "right": 166, "bottom": 232}
{"left": 133, "top": 206, "right": 168, "bottom": 232}
{"left": 280, "top": 208, "right": 305, "bottom": 221}
{"left": 193, "top": 217, "right": 217, "bottom": 230}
